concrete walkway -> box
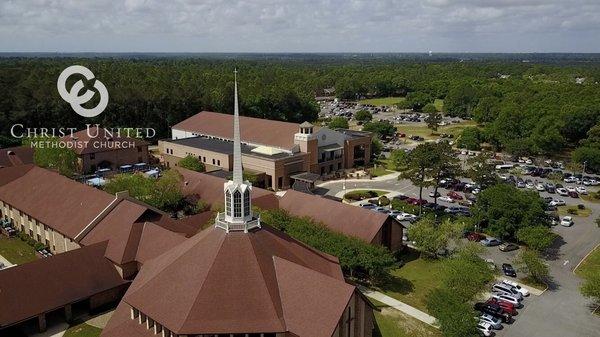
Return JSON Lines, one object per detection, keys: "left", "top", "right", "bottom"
{"left": 0, "top": 253, "right": 14, "bottom": 268}
{"left": 359, "top": 286, "right": 438, "bottom": 327}
{"left": 317, "top": 171, "right": 401, "bottom": 187}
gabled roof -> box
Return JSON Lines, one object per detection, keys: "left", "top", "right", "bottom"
{"left": 0, "top": 165, "right": 115, "bottom": 238}
{"left": 115, "top": 226, "right": 351, "bottom": 337}
{"left": 60, "top": 126, "right": 148, "bottom": 155}
{"left": 0, "top": 146, "right": 34, "bottom": 168}
{"left": 0, "top": 242, "right": 127, "bottom": 328}
{"left": 278, "top": 190, "right": 389, "bottom": 243}
{"left": 172, "top": 111, "right": 302, "bottom": 150}
{"left": 176, "top": 167, "right": 279, "bottom": 210}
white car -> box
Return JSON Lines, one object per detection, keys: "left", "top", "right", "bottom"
{"left": 590, "top": 179, "right": 599, "bottom": 186}
{"left": 492, "top": 283, "right": 523, "bottom": 300}
{"left": 480, "top": 313, "right": 503, "bottom": 329}
{"left": 526, "top": 182, "right": 535, "bottom": 189}
{"left": 576, "top": 186, "right": 588, "bottom": 195}
{"left": 566, "top": 186, "right": 577, "bottom": 193}
{"left": 561, "top": 216, "right": 574, "bottom": 227}
{"left": 477, "top": 322, "right": 493, "bottom": 337}
{"left": 491, "top": 293, "right": 522, "bottom": 308}
{"left": 564, "top": 176, "right": 578, "bottom": 183}
{"left": 535, "top": 183, "right": 545, "bottom": 191}
{"left": 557, "top": 188, "right": 569, "bottom": 196}
{"left": 397, "top": 213, "right": 418, "bottom": 222}
{"left": 549, "top": 199, "right": 566, "bottom": 206}
{"left": 502, "top": 279, "right": 530, "bottom": 297}
{"left": 388, "top": 210, "right": 403, "bottom": 218}
{"left": 438, "top": 196, "right": 455, "bottom": 203}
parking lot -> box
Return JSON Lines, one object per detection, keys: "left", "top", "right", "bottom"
{"left": 317, "top": 167, "right": 600, "bottom": 337}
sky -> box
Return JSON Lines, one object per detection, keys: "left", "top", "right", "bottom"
{"left": 1, "top": 0, "right": 600, "bottom": 53}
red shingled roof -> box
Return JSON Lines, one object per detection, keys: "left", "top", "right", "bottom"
{"left": 108, "top": 226, "right": 352, "bottom": 337}
{"left": 278, "top": 189, "right": 389, "bottom": 243}
{"left": 0, "top": 165, "right": 115, "bottom": 239}
{"left": 172, "top": 111, "right": 302, "bottom": 150}
{"left": 0, "top": 146, "right": 34, "bottom": 168}
{"left": 0, "top": 242, "right": 127, "bottom": 328}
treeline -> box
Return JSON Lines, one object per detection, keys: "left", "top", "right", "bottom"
{"left": 2, "top": 57, "right": 600, "bottom": 161}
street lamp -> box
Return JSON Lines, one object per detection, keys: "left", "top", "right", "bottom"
{"left": 583, "top": 161, "right": 587, "bottom": 175}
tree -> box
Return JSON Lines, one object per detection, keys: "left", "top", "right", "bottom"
{"left": 26, "top": 137, "right": 78, "bottom": 177}
{"left": 422, "top": 103, "right": 437, "bottom": 114}
{"left": 441, "top": 246, "right": 494, "bottom": 299}
{"left": 178, "top": 155, "right": 205, "bottom": 172}
{"left": 362, "top": 121, "right": 396, "bottom": 138}
{"left": 516, "top": 226, "right": 557, "bottom": 252}
{"left": 371, "top": 138, "right": 383, "bottom": 158}
{"left": 426, "top": 288, "right": 479, "bottom": 337}
{"left": 328, "top": 116, "right": 349, "bottom": 129}
{"left": 405, "top": 91, "right": 433, "bottom": 111}
{"left": 466, "top": 152, "right": 498, "bottom": 188}
{"left": 429, "top": 142, "right": 461, "bottom": 205}
{"left": 354, "top": 109, "right": 372, "bottom": 122}
{"left": 473, "top": 96, "right": 500, "bottom": 123}
{"left": 400, "top": 143, "right": 438, "bottom": 214}
{"left": 457, "top": 127, "right": 482, "bottom": 150}
{"left": 444, "top": 83, "right": 478, "bottom": 118}
{"left": 387, "top": 149, "right": 408, "bottom": 171}
{"left": 561, "top": 105, "right": 600, "bottom": 143}
{"left": 407, "top": 217, "right": 448, "bottom": 256}
{"left": 514, "top": 250, "right": 550, "bottom": 284}
{"left": 425, "top": 109, "right": 442, "bottom": 131}
{"left": 572, "top": 146, "right": 600, "bottom": 174}
{"left": 473, "top": 184, "right": 548, "bottom": 239}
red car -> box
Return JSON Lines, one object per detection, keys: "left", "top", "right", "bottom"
{"left": 410, "top": 198, "right": 428, "bottom": 206}
{"left": 447, "top": 191, "right": 464, "bottom": 200}
{"left": 467, "top": 232, "right": 486, "bottom": 242}
{"left": 568, "top": 191, "right": 579, "bottom": 198}
{"left": 486, "top": 298, "right": 518, "bottom": 316}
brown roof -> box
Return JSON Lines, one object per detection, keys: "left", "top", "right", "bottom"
{"left": 0, "top": 164, "right": 34, "bottom": 187}
{"left": 80, "top": 199, "right": 191, "bottom": 265}
{"left": 278, "top": 190, "right": 389, "bottom": 243}
{"left": 0, "top": 146, "right": 34, "bottom": 168}
{"left": 0, "top": 242, "right": 127, "bottom": 328}
{"left": 109, "top": 226, "right": 352, "bottom": 337}
{"left": 177, "top": 167, "right": 279, "bottom": 210}
{"left": 60, "top": 126, "right": 148, "bottom": 155}
{"left": 0, "top": 166, "right": 115, "bottom": 238}
{"left": 172, "top": 111, "right": 301, "bottom": 150}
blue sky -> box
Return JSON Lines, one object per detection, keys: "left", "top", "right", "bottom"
{"left": 1, "top": 0, "right": 599, "bottom": 53}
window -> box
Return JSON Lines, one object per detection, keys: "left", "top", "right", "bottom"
{"left": 225, "top": 190, "right": 232, "bottom": 216}
{"left": 243, "top": 189, "right": 250, "bottom": 216}
{"left": 233, "top": 190, "right": 242, "bottom": 217}
{"left": 217, "top": 160, "right": 221, "bottom": 166}
{"left": 212, "top": 159, "right": 215, "bottom": 165}
{"left": 90, "top": 153, "right": 95, "bottom": 160}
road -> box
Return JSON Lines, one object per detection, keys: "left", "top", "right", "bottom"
{"left": 316, "top": 173, "right": 600, "bottom": 337}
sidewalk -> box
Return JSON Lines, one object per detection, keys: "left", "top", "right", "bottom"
{"left": 0, "top": 253, "right": 14, "bottom": 268}
{"left": 359, "top": 286, "right": 438, "bottom": 327}
{"left": 317, "top": 171, "right": 401, "bottom": 187}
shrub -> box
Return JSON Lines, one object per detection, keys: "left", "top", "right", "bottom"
{"left": 568, "top": 208, "right": 577, "bottom": 215}
{"left": 578, "top": 204, "right": 585, "bottom": 210}
{"left": 378, "top": 196, "right": 390, "bottom": 206}
{"left": 344, "top": 190, "right": 378, "bottom": 201}
{"left": 178, "top": 155, "right": 205, "bottom": 172}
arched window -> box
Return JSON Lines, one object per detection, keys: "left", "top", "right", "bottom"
{"left": 233, "top": 190, "right": 242, "bottom": 217}
{"left": 225, "top": 190, "right": 232, "bottom": 216}
{"left": 243, "top": 189, "right": 250, "bottom": 216}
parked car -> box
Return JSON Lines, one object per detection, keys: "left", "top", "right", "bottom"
{"left": 467, "top": 232, "right": 486, "bottom": 241}
{"left": 481, "top": 237, "right": 502, "bottom": 246}
{"left": 438, "top": 196, "right": 455, "bottom": 203}
{"left": 576, "top": 186, "right": 588, "bottom": 195}
{"left": 477, "top": 322, "right": 493, "bottom": 337}
{"left": 486, "top": 298, "right": 518, "bottom": 316}
{"left": 557, "top": 188, "right": 569, "bottom": 196}
{"left": 447, "top": 191, "right": 464, "bottom": 200}
{"left": 561, "top": 216, "right": 574, "bottom": 227}
{"left": 501, "top": 263, "right": 517, "bottom": 277}
{"left": 388, "top": 210, "right": 403, "bottom": 218}
{"left": 429, "top": 191, "right": 441, "bottom": 198}
{"left": 501, "top": 279, "right": 530, "bottom": 297}
{"left": 360, "top": 203, "right": 376, "bottom": 210}
{"left": 491, "top": 293, "right": 522, "bottom": 308}
{"left": 549, "top": 199, "right": 566, "bottom": 206}
{"left": 499, "top": 243, "right": 519, "bottom": 252}
{"left": 474, "top": 302, "right": 512, "bottom": 323}
{"left": 568, "top": 191, "right": 579, "bottom": 198}
{"left": 564, "top": 176, "right": 578, "bottom": 183}
{"left": 493, "top": 282, "right": 523, "bottom": 300}
{"left": 397, "top": 212, "right": 418, "bottom": 222}
{"left": 373, "top": 207, "right": 389, "bottom": 214}
{"left": 479, "top": 313, "right": 503, "bottom": 330}
{"left": 535, "top": 183, "right": 545, "bottom": 191}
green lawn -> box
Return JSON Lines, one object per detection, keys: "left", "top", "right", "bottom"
{"left": 63, "top": 323, "right": 102, "bottom": 337}
{"left": 557, "top": 205, "right": 593, "bottom": 217}
{"left": 359, "top": 96, "right": 405, "bottom": 106}
{"left": 0, "top": 237, "right": 37, "bottom": 265}
{"left": 575, "top": 245, "right": 600, "bottom": 278}
{"left": 374, "top": 309, "right": 440, "bottom": 337}
{"left": 377, "top": 250, "right": 444, "bottom": 312}
{"left": 434, "top": 99, "right": 444, "bottom": 111}
{"left": 368, "top": 165, "right": 394, "bottom": 177}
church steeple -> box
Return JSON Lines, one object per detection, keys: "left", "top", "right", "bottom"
{"left": 215, "top": 70, "right": 261, "bottom": 233}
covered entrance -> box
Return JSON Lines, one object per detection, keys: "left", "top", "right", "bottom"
{"left": 290, "top": 172, "right": 321, "bottom": 194}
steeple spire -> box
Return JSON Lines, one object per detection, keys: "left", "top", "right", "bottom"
{"left": 232, "top": 69, "right": 243, "bottom": 184}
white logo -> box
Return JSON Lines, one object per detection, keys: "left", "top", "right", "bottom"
{"left": 57, "top": 65, "right": 109, "bottom": 118}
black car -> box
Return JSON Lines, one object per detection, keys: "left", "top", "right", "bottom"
{"left": 502, "top": 263, "right": 517, "bottom": 277}
{"left": 474, "top": 302, "right": 512, "bottom": 323}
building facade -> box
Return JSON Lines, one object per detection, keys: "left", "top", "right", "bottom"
{"left": 159, "top": 111, "right": 372, "bottom": 190}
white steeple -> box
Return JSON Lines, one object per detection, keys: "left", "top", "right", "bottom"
{"left": 215, "top": 69, "right": 260, "bottom": 233}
